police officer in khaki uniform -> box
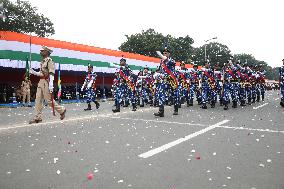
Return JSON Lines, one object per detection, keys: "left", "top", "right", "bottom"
{"left": 29, "top": 46, "right": 66, "bottom": 124}
{"left": 21, "top": 76, "right": 32, "bottom": 105}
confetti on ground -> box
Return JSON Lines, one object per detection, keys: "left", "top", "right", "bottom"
{"left": 87, "top": 173, "right": 94, "bottom": 180}
{"left": 118, "top": 180, "right": 124, "bottom": 183}
{"left": 54, "top": 158, "right": 59, "bottom": 164}
{"left": 267, "top": 159, "right": 272, "bottom": 163}
{"left": 195, "top": 155, "right": 201, "bottom": 160}
{"left": 227, "top": 176, "right": 231, "bottom": 180}
{"left": 259, "top": 163, "right": 265, "bottom": 167}
{"left": 213, "top": 152, "right": 217, "bottom": 156}
{"left": 56, "top": 170, "right": 61, "bottom": 175}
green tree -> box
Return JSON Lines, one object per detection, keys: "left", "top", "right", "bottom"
{"left": 192, "top": 42, "right": 232, "bottom": 66}
{"left": 119, "top": 28, "right": 194, "bottom": 62}
{"left": 0, "top": 0, "right": 55, "bottom": 37}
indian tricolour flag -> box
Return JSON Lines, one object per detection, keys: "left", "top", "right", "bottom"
{"left": 0, "top": 31, "right": 179, "bottom": 74}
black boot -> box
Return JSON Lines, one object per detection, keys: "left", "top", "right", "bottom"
{"left": 211, "top": 101, "right": 215, "bottom": 108}
{"left": 232, "top": 101, "right": 237, "bottom": 108}
{"left": 257, "top": 95, "right": 260, "bottom": 102}
{"left": 84, "top": 103, "right": 92, "bottom": 111}
{"left": 262, "top": 94, "right": 264, "bottom": 101}
{"left": 247, "top": 98, "right": 251, "bottom": 105}
{"left": 220, "top": 100, "right": 223, "bottom": 106}
{"left": 112, "top": 104, "right": 120, "bottom": 113}
{"left": 188, "top": 99, "right": 193, "bottom": 106}
{"left": 154, "top": 105, "right": 164, "bottom": 117}
{"left": 240, "top": 100, "right": 246, "bottom": 106}
{"left": 149, "top": 99, "right": 153, "bottom": 106}
{"left": 186, "top": 99, "right": 190, "bottom": 107}
{"left": 173, "top": 105, "right": 178, "bottom": 115}
{"left": 252, "top": 98, "right": 255, "bottom": 103}
{"left": 224, "top": 103, "right": 229, "bottom": 110}
{"left": 201, "top": 103, "right": 207, "bottom": 109}
{"left": 280, "top": 99, "right": 284, "bottom": 107}
{"left": 95, "top": 101, "right": 100, "bottom": 109}
{"left": 132, "top": 104, "right": 137, "bottom": 111}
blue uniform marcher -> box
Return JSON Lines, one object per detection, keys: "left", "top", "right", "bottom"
{"left": 280, "top": 59, "right": 284, "bottom": 107}
{"left": 81, "top": 65, "right": 100, "bottom": 111}
{"left": 112, "top": 57, "right": 137, "bottom": 112}
{"left": 154, "top": 48, "right": 179, "bottom": 117}
{"left": 188, "top": 64, "right": 202, "bottom": 106}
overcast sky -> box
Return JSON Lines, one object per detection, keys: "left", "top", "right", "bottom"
{"left": 26, "top": 0, "right": 283, "bottom": 67}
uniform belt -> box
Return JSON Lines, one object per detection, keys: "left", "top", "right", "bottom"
{"left": 40, "top": 76, "right": 49, "bottom": 80}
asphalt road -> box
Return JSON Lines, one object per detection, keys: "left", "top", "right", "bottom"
{"left": 0, "top": 91, "right": 283, "bottom": 189}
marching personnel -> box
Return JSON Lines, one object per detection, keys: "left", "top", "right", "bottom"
{"left": 200, "top": 61, "right": 216, "bottom": 109}
{"left": 21, "top": 76, "right": 32, "bottom": 106}
{"left": 279, "top": 59, "right": 284, "bottom": 107}
{"left": 178, "top": 61, "right": 191, "bottom": 107}
{"left": 154, "top": 47, "right": 179, "bottom": 117}
{"left": 236, "top": 61, "right": 247, "bottom": 106}
{"left": 29, "top": 46, "right": 66, "bottom": 124}
{"left": 81, "top": 65, "right": 100, "bottom": 111}
{"left": 188, "top": 64, "right": 202, "bottom": 106}
{"left": 112, "top": 57, "right": 137, "bottom": 112}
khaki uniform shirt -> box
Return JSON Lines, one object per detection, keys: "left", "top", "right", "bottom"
{"left": 40, "top": 57, "right": 55, "bottom": 77}
{"left": 22, "top": 80, "right": 31, "bottom": 91}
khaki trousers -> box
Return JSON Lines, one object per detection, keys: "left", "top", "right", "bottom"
{"left": 22, "top": 89, "right": 30, "bottom": 103}
{"left": 34, "top": 79, "right": 65, "bottom": 120}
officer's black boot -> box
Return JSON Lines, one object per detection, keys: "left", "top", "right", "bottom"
{"left": 149, "top": 98, "right": 153, "bottom": 106}
{"left": 181, "top": 97, "right": 185, "bottom": 105}
{"left": 220, "top": 100, "right": 223, "bottom": 106}
{"left": 252, "top": 98, "right": 255, "bottom": 103}
{"left": 173, "top": 105, "right": 178, "bottom": 115}
{"left": 257, "top": 95, "right": 260, "bottom": 102}
{"left": 232, "top": 101, "right": 237, "bottom": 108}
{"left": 186, "top": 99, "right": 190, "bottom": 107}
{"left": 280, "top": 98, "right": 284, "bottom": 107}
{"left": 188, "top": 99, "right": 193, "bottom": 106}
{"left": 247, "top": 98, "right": 251, "bottom": 105}
{"left": 201, "top": 103, "right": 207, "bottom": 109}
{"left": 224, "top": 103, "right": 229, "bottom": 110}
{"left": 84, "top": 103, "right": 92, "bottom": 111}
{"left": 154, "top": 105, "right": 164, "bottom": 117}
{"left": 197, "top": 99, "right": 202, "bottom": 105}
{"left": 132, "top": 103, "right": 137, "bottom": 111}
{"left": 112, "top": 103, "right": 120, "bottom": 113}
{"left": 95, "top": 101, "right": 100, "bottom": 109}
{"left": 262, "top": 94, "right": 264, "bottom": 101}
{"left": 211, "top": 101, "right": 215, "bottom": 108}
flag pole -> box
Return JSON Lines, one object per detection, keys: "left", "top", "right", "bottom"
{"left": 29, "top": 32, "right": 32, "bottom": 68}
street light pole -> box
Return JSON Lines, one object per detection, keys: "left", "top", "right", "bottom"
{"left": 204, "top": 37, "right": 217, "bottom": 62}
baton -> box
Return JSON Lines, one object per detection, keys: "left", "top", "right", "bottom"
{"left": 51, "top": 92, "right": 55, "bottom": 116}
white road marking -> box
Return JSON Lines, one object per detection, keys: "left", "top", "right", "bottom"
{"left": 217, "top": 125, "right": 284, "bottom": 134}
{"left": 253, "top": 103, "right": 268, "bottom": 110}
{"left": 138, "top": 120, "right": 230, "bottom": 159}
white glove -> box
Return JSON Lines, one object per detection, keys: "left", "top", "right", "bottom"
{"left": 29, "top": 68, "right": 43, "bottom": 77}
{"left": 156, "top": 51, "right": 167, "bottom": 60}
{"left": 49, "top": 75, "right": 54, "bottom": 93}
{"left": 81, "top": 86, "right": 84, "bottom": 91}
{"left": 87, "top": 80, "right": 93, "bottom": 88}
